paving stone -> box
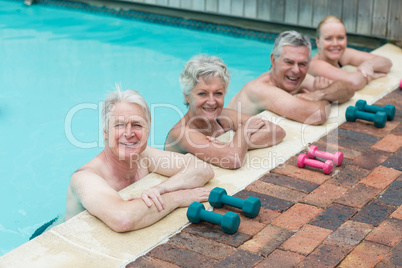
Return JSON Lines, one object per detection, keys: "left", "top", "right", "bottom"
{"left": 234, "top": 190, "right": 293, "bottom": 212}
{"left": 340, "top": 120, "right": 400, "bottom": 138}
{"left": 335, "top": 183, "right": 382, "bottom": 208}
{"left": 351, "top": 149, "right": 391, "bottom": 170}
{"left": 338, "top": 241, "right": 391, "bottom": 267}
{"left": 167, "top": 232, "right": 235, "bottom": 260}
{"left": 360, "top": 166, "right": 401, "bottom": 190}
{"left": 260, "top": 173, "right": 319, "bottom": 193}
{"left": 271, "top": 203, "right": 323, "bottom": 231}
{"left": 375, "top": 241, "right": 402, "bottom": 268}
{"left": 255, "top": 249, "right": 305, "bottom": 268}
{"left": 146, "top": 244, "right": 219, "bottom": 268}
{"left": 390, "top": 205, "right": 402, "bottom": 220}
{"left": 326, "top": 165, "right": 371, "bottom": 189}
{"left": 324, "top": 220, "right": 373, "bottom": 250}
{"left": 280, "top": 224, "right": 333, "bottom": 255}
{"left": 391, "top": 123, "right": 402, "bottom": 135}
{"left": 382, "top": 147, "right": 402, "bottom": 171}
{"left": 182, "top": 222, "right": 251, "bottom": 248}
{"left": 365, "top": 218, "right": 402, "bottom": 247}
{"left": 126, "top": 256, "right": 180, "bottom": 268}
{"left": 239, "top": 225, "right": 294, "bottom": 256}
{"left": 309, "top": 203, "right": 357, "bottom": 231}
{"left": 372, "top": 134, "right": 402, "bottom": 152}
{"left": 378, "top": 179, "right": 402, "bottom": 206}
{"left": 212, "top": 207, "right": 266, "bottom": 236}
{"left": 271, "top": 163, "right": 330, "bottom": 185}
{"left": 246, "top": 180, "right": 307, "bottom": 203}
{"left": 333, "top": 128, "right": 382, "bottom": 144}
{"left": 352, "top": 199, "right": 397, "bottom": 227}
{"left": 319, "top": 131, "right": 373, "bottom": 152}
{"left": 295, "top": 244, "right": 349, "bottom": 268}
{"left": 214, "top": 249, "right": 262, "bottom": 268}
{"left": 302, "top": 183, "right": 348, "bottom": 208}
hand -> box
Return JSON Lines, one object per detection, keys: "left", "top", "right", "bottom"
{"left": 177, "top": 188, "right": 211, "bottom": 207}
{"left": 357, "top": 62, "right": 375, "bottom": 82}
{"left": 206, "top": 136, "right": 226, "bottom": 146}
{"left": 313, "top": 76, "right": 332, "bottom": 91}
{"left": 244, "top": 116, "right": 266, "bottom": 137}
{"left": 141, "top": 185, "right": 165, "bottom": 211}
{"left": 296, "top": 90, "right": 325, "bottom": 102}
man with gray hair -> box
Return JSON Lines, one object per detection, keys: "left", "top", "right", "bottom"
{"left": 228, "top": 31, "right": 354, "bottom": 125}
{"left": 66, "top": 87, "right": 214, "bottom": 232}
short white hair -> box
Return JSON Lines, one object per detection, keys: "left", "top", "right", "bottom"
{"left": 102, "top": 85, "right": 151, "bottom": 132}
{"left": 179, "top": 54, "right": 230, "bottom": 105}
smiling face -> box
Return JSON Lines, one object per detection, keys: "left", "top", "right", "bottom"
{"left": 104, "top": 102, "right": 149, "bottom": 161}
{"left": 271, "top": 45, "right": 310, "bottom": 92}
{"left": 317, "top": 21, "right": 347, "bottom": 63}
{"left": 185, "top": 75, "right": 225, "bottom": 121}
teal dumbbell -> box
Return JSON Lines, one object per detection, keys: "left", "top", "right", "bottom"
{"left": 186, "top": 202, "right": 240, "bottom": 234}
{"left": 355, "top": 100, "right": 395, "bottom": 121}
{"left": 208, "top": 187, "right": 261, "bottom": 218}
{"left": 346, "top": 106, "right": 387, "bottom": 128}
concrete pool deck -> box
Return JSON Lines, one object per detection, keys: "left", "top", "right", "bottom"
{"left": 0, "top": 43, "right": 401, "bottom": 267}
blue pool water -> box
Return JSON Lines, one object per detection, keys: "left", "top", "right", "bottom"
{"left": 0, "top": 0, "right": 308, "bottom": 256}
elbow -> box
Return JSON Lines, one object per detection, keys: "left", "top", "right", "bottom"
{"left": 349, "top": 75, "right": 366, "bottom": 91}
{"left": 107, "top": 210, "right": 138, "bottom": 233}
{"left": 221, "top": 152, "right": 245, "bottom": 170}
{"left": 273, "top": 125, "right": 286, "bottom": 145}
{"left": 309, "top": 106, "right": 329, "bottom": 126}
{"left": 198, "top": 164, "right": 215, "bottom": 184}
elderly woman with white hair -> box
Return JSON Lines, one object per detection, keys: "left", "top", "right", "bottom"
{"left": 66, "top": 87, "right": 213, "bottom": 232}
{"left": 165, "top": 55, "right": 286, "bottom": 169}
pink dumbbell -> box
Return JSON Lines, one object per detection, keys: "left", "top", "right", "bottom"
{"left": 297, "top": 153, "right": 333, "bottom": 175}
{"left": 307, "top": 145, "right": 343, "bottom": 166}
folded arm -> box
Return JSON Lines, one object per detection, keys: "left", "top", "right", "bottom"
{"left": 68, "top": 170, "right": 210, "bottom": 232}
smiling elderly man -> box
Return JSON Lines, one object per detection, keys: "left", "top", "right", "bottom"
{"left": 228, "top": 31, "right": 354, "bottom": 125}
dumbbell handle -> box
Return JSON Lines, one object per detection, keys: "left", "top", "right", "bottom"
{"left": 221, "top": 195, "right": 245, "bottom": 209}
{"left": 356, "top": 109, "right": 377, "bottom": 121}
{"left": 309, "top": 145, "right": 342, "bottom": 166}
{"left": 304, "top": 158, "right": 326, "bottom": 168}
{"left": 199, "top": 209, "right": 223, "bottom": 225}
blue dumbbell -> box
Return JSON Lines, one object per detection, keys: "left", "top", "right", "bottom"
{"left": 186, "top": 202, "right": 240, "bottom": 234}
{"left": 355, "top": 100, "right": 395, "bottom": 121}
{"left": 346, "top": 106, "right": 387, "bottom": 128}
{"left": 208, "top": 187, "right": 261, "bottom": 218}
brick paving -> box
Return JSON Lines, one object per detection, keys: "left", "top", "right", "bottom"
{"left": 127, "top": 89, "right": 401, "bottom": 268}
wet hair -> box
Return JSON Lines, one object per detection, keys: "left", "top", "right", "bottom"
{"left": 317, "top": 16, "right": 345, "bottom": 38}
{"left": 179, "top": 54, "right": 230, "bottom": 106}
{"left": 102, "top": 85, "right": 151, "bottom": 133}
{"left": 272, "top": 31, "right": 312, "bottom": 62}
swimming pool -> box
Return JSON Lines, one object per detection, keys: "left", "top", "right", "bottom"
{"left": 0, "top": 0, "right": 315, "bottom": 256}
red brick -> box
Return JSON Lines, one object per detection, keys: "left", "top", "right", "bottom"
{"left": 213, "top": 207, "right": 266, "bottom": 236}
{"left": 239, "top": 225, "right": 293, "bottom": 256}
{"left": 365, "top": 218, "right": 402, "bottom": 247}
{"left": 146, "top": 243, "right": 219, "bottom": 267}
{"left": 295, "top": 244, "right": 349, "bottom": 268}
{"left": 126, "top": 256, "right": 180, "bottom": 268}
{"left": 271, "top": 203, "right": 323, "bottom": 231}
{"left": 338, "top": 241, "right": 390, "bottom": 268}
{"left": 271, "top": 163, "right": 330, "bottom": 185}
{"left": 246, "top": 180, "right": 307, "bottom": 203}
{"left": 376, "top": 241, "right": 402, "bottom": 268}
{"left": 167, "top": 232, "right": 235, "bottom": 260}
{"left": 214, "top": 249, "right": 262, "bottom": 268}
{"left": 390, "top": 206, "right": 402, "bottom": 220}
{"left": 327, "top": 165, "right": 371, "bottom": 189}
{"left": 351, "top": 149, "right": 391, "bottom": 170}
{"left": 340, "top": 120, "right": 399, "bottom": 138}
{"left": 360, "top": 166, "right": 401, "bottom": 189}
{"left": 280, "top": 224, "right": 333, "bottom": 255}
{"left": 302, "top": 183, "right": 348, "bottom": 208}
{"left": 324, "top": 220, "right": 373, "bottom": 250}
{"left": 372, "top": 134, "right": 402, "bottom": 152}
{"left": 256, "top": 249, "right": 305, "bottom": 268}
{"left": 335, "top": 183, "right": 382, "bottom": 208}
